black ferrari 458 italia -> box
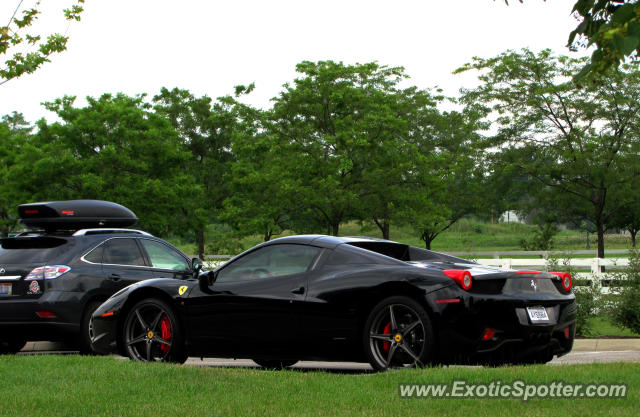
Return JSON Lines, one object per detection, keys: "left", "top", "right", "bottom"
{"left": 91, "top": 235, "right": 576, "bottom": 370}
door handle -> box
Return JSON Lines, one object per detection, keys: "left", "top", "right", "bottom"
{"left": 291, "top": 286, "right": 305, "bottom": 295}
{"left": 109, "top": 274, "right": 121, "bottom": 282}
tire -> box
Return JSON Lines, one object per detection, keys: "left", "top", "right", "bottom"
{"left": 0, "top": 339, "right": 27, "bottom": 354}
{"left": 78, "top": 301, "right": 104, "bottom": 355}
{"left": 253, "top": 359, "right": 298, "bottom": 369}
{"left": 122, "top": 298, "right": 187, "bottom": 363}
{"left": 363, "top": 296, "right": 435, "bottom": 371}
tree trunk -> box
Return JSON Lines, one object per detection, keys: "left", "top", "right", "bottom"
{"left": 263, "top": 227, "right": 272, "bottom": 242}
{"left": 330, "top": 220, "right": 340, "bottom": 236}
{"left": 373, "top": 219, "right": 390, "bottom": 240}
{"left": 196, "top": 229, "right": 205, "bottom": 260}
{"left": 421, "top": 232, "right": 434, "bottom": 250}
{"left": 381, "top": 221, "right": 389, "bottom": 240}
{"left": 630, "top": 228, "right": 638, "bottom": 248}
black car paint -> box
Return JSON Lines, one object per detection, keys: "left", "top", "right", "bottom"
{"left": 92, "top": 235, "right": 576, "bottom": 364}
{"left": 0, "top": 233, "right": 197, "bottom": 343}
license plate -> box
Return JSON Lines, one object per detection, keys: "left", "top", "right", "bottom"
{"left": 526, "top": 306, "right": 549, "bottom": 322}
{"left": 0, "top": 283, "right": 11, "bottom": 296}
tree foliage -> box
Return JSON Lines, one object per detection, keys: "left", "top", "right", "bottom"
{"left": 5, "top": 93, "right": 196, "bottom": 236}
{"left": 457, "top": 49, "right": 640, "bottom": 257}
{"left": 1, "top": 1, "right": 84, "bottom": 85}
{"left": 153, "top": 87, "right": 242, "bottom": 257}
{"left": 569, "top": 0, "right": 640, "bottom": 75}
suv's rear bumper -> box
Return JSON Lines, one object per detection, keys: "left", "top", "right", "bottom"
{"left": 0, "top": 290, "right": 83, "bottom": 341}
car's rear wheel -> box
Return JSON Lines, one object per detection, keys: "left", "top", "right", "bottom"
{"left": 0, "top": 339, "right": 27, "bottom": 354}
{"left": 253, "top": 359, "right": 298, "bottom": 369}
{"left": 122, "top": 298, "right": 187, "bottom": 363}
{"left": 363, "top": 296, "right": 434, "bottom": 371}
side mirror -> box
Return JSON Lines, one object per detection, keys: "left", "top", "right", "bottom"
{"left": 192, "top": 257, "right": 203, "bottom": 279}
{"left": 198, "top": 270, "right": 215, "bottom": 294}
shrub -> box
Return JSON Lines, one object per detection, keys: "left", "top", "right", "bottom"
{"left": 610, "top": 249, "right": 640, "bottom": 334}
{"left": 547, "top": 255, "right": 600, "bottom": 337}
{"left": 520, "top": 223, "right": 559, "bottom": 251}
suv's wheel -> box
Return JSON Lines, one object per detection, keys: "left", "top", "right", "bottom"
{"left": 79, "top": 300, "right": 104, "bottom": 355}
{"left": 0, "top": 339, "right": 27, "bottom": 354}
{"left": 363, "top": 296, "right": 435, "bottom": 371}
{"left": 253, "top": 359, "right": 298, "bottom": 369}
{"left": 122, "top": 298, "right": 187, "bottom": 363}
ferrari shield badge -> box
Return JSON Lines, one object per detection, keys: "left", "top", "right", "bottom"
{"left": 178, "top": 286, "right": 188, "bottom": 296}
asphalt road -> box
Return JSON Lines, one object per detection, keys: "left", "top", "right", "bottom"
{"left": 17, "top": 339, "right": 640, "bottom": 371}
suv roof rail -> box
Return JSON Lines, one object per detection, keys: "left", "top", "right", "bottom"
{"left": 72, "top": 228, "right": 153, "bottom": 237}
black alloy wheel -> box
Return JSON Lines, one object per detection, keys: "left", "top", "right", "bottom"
{"left": 123, "top": 298, "right": 187, "bottom": 363}
{"left": 364, "top": 296, "right": 434, "bottom": 371}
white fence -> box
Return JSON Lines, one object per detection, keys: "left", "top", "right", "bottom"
{"left": 474, "top": 256, "right": 629, "bottom": 295}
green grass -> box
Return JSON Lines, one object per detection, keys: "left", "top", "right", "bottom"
{"left": 587, "top": 316, "right": 640, "bottom": 338}
{"left": 0, "top": 356, "right": 638, "bottom": 417}
{"left": 171, "top": 219, "right": 634, "bottom": 256}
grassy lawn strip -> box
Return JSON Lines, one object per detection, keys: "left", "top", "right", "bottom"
{"left": 0, "top": 356, "right": 637, "bottom": 417}
{"left": 587, "top": 316, "right": 640, "bottom": 338}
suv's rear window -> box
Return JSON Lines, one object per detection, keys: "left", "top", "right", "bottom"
{"left": 0, "top": 237, "right": 71, "bottom": 264}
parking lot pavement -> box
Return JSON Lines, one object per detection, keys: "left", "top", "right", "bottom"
{"left": 18, "top": 339, "right": 640, "bottom": 369}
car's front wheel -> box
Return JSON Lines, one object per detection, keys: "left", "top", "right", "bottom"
{"left": 122, "top": 298, "right": 187, "bottom": 363}
{"left": 363, "top": 296, "right": 435, "bottom": 371}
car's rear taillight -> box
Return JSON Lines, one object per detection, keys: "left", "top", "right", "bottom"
{"left": 550, "top": 272, "right": 572, "bottom": 291}
{"left": 25, "top": 265, "right": 71, "bottom": 280}
{"left": 443, "top": 269, "right": 472, "bottom": 290}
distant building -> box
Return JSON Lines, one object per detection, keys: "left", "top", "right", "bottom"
{"left": 500, "top": 210, "right": 524, "bottom": 223}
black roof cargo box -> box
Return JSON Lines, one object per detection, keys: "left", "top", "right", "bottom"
{"left": 18, "top": 200, "right": 138, "bottom": 231}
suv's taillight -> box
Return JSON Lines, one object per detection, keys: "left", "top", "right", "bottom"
{"left": 26, "top": 266, "right": 71, "bottom": 280}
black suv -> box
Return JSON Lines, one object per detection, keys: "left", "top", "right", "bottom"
{"left": 0, "top": 200, "right": 200, "bottom": 353}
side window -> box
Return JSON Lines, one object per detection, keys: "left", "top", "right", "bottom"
{"left": 84, "top": 243, "right": 104, "bottom": 264}
{"left": 102, "top": 238, "right": 146, "bottom": 266}
{"left": 217, "top": 244, "right": 321, "bottom": 283}
{"left": 140, "top": 239, "right": 189, "bottom": 271}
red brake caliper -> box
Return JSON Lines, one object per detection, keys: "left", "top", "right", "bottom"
{"left": 382, "top": 322, "right": 392, "bottom": 352}
{"left": 160, "top": 316, "right": 171, "bottom": 355}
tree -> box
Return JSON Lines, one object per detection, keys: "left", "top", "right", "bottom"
{"left": 268, "top": 61, "right": 413, "bottom": 236}
{"left": 505, "top": 1, "right": 640, "bottom": 75}
{"left": 1, "top": 1, "right": 84, "bottom": 85}
{"left": 457, "top": 49, "right": 640, "bottom": 258}
{"left": 6, "top": 93, "right": 196, "bottom": 236}
{"left": 397, "top": 103, "right": 489, "bottom": 250}
{"left": 153, "top": 87, "right": 241, "bottom": 258}
{"left": 568, "top": 0, "right": 640, "bottom": 75}
{"left": 609, "top": 183, "right": 640, "bottom": 247}
{"left": 222, "top": 119, "right": 298, "bottom": 242}
{"left": 0, "top": 112, "right": 32, "bottom": 236}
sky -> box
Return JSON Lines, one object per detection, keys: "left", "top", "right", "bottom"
{"left": 0, "top": 0, "right": 585, "bottom": 123}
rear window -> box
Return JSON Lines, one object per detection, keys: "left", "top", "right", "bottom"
{"left": 346, "top": 242, "right": 411, "bottom": 261}
{"left": 0, "top": 237, "right": 72, "bottom": 264}
{"left": 326, "top": 244, "right": 403, "bottom": 266}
